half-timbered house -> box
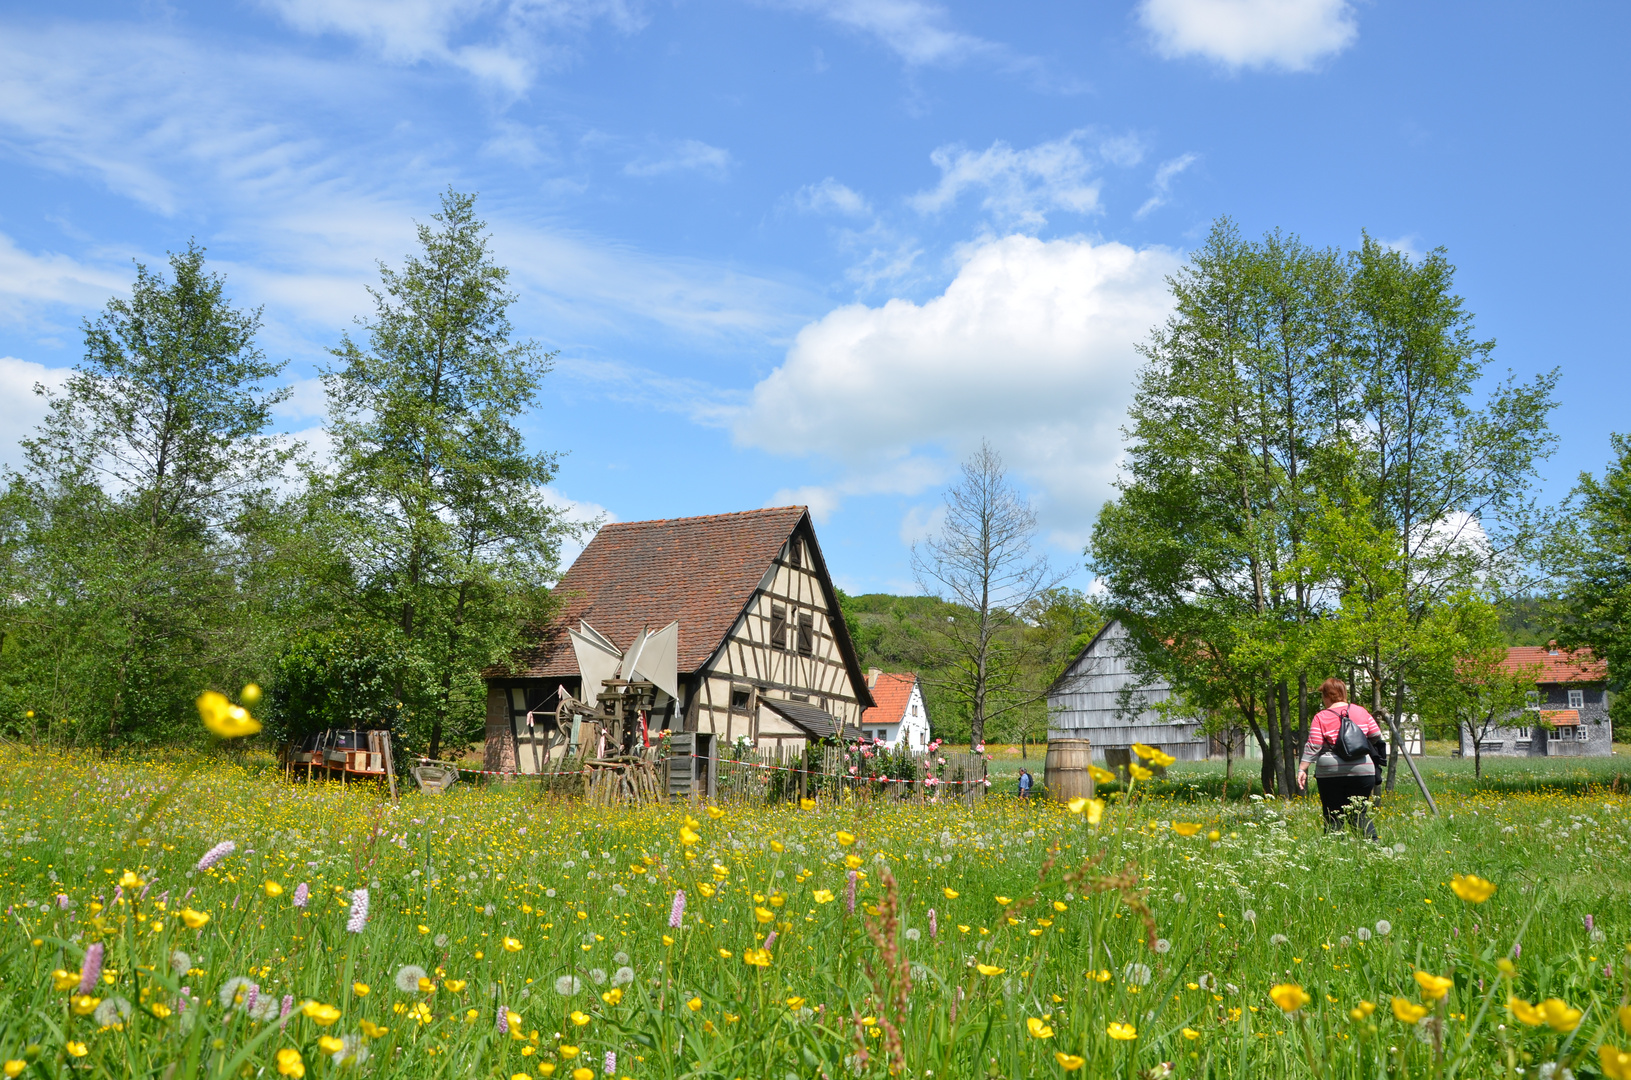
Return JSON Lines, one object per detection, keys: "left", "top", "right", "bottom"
{"left": 484, "top": 507, "right": 874, "bottom": 774}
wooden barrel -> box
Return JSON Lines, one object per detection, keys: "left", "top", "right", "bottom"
{"left": 1044, "top": 739, "right": 1094, "bottom": 802}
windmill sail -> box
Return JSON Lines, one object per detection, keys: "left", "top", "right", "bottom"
{"left": 569, "top": 622, "right": 623, "bottom": 698}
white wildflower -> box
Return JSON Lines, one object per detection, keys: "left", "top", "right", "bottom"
{"left": 554, "top": 975, "right": 582, "bottom": 996}
{"left": 218, "top": 976, "right": 257, "bottom": 1010}
{"left": 1270, "top": 934, "right": 1290, "bottom": 946}
{"left": 1153, "top": 938, "right": 1171, "bottom": 954}
{"left": 611, "top": 967, "right": 634, "bottom": 987}
{"left": 1375, "top": 920, "right": 1392, "bottom": 936}
{"left": 1122, "top": 962, "right": 1152, "bottom": 985}
{"left": 588, "top": 968, "right": 607, "bottom": 985}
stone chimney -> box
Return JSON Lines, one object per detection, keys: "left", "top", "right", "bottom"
{"left": 867, "top": 667, "right": 881, "bottom": 689}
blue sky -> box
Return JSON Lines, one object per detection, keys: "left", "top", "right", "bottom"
{"left": 0, "top": 0, "right": 1626, "bottom": 594}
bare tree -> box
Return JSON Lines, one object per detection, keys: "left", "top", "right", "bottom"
{"left": 912, "top": 443, "right": 1063, "bottom": 749}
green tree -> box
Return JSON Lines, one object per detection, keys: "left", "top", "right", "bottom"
{"left": 1553, "top": 433, "right": 1631, "bottom": 741}
{"left": 0, "top": 243, "right": 288, "bottom": 746}
{"left": 311, "top": 189, "right": 570, "bottom": 759}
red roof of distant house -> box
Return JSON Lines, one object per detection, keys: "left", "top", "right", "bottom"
{"left": 861, "top": 671, "right": 917, "bottom": 727}
{"left": 1539, "top": 709, "right": 1581, "bottom": 726}
{"left": 1500, "top": 645, "right": 1607, "bottom": 684}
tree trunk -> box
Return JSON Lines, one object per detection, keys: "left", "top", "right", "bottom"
{"left": 1277, "top": 679, "right": 1300, "bottom": 797}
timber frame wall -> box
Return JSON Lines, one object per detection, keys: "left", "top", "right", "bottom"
{"left": 683, "top": 529, "right": 861, "bottom": 748}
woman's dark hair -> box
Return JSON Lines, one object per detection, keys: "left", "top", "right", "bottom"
{"left": 1320, "top": 677, "right": 1347, "bottom": 706}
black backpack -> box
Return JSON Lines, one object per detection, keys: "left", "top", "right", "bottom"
{"left": 1332, "top": 707, "right": 1371, "bottom": 762}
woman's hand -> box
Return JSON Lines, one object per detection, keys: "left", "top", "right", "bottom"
{"left": 1297, "top": 766, "right": 1308, "bottom": 790}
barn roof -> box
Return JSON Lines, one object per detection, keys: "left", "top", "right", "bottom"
{"left": 762, "top": 698, "right": 860, "bottom": 741}
{"left": 1501, "top": 646, "right": 1606, "bottom": 684}
{"left": 861, "top": 672, "right": 919, "bottom": 727}
{"left": 504, "top": 507, "right": 873, "bottom": 706}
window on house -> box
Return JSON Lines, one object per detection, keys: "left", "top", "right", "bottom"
{"left": 1568, "top": 689, "right": 1584, "bottom": 710}
{"left": 1516, "top": 726, "right": 1531, "bottom": 739}
{"left": 796, "top": 613, "right": 814, "bottom": 656}
{"left": 789, "top": 539, "right": 802, "bottom": 568}
{"left": 1577, "top": 725, "right": 1589, "bottom": 742}
{"left": 730, "top": 687, "right": 751, "bottom": 712}
{"left": 790, "top": 692, "right": 809, "bottom": 702}
{"left": 1525, "top": 690, "right": 1540, "bottom": 710}
{"left": 770, "top": 605, "right": 787, "bottom": 651}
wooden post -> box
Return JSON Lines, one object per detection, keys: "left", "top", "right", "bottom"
{"left": 1386, "top": 716, "right": 1439, "bottom": 816}
{"left": 382, "top": 736, "right": 399, "bottom": 802}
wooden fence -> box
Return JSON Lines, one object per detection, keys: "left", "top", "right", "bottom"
{"left": 703, "top": 742, "right": 988, "bottom": 808}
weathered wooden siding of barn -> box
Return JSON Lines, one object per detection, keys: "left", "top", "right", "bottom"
{"left": 1046, "top": 620, "right": 1207, "bottom": 762}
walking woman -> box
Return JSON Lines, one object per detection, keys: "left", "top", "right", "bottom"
{"left": 1297, "top": 677, "right": 1381, "bottom": 838}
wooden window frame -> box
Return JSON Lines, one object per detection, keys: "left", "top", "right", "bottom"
{"left": 796, "top": 612, "right": 814, "bottom": 656}
{"left": 770, "top": 605, "right": 788, "bottom": 651}
{"left": 729, "top": 685, "right": 753, "bottom": 713}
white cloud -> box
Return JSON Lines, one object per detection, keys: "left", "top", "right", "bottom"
{"left": 0, "top": 232, "right": 130, "bottom": 324}
{"left": 771, "top": 0, "right": 1003, "bottom": 68}
{"left": 622, "top": 139, "right": 734, "bottom": 179}
{"left": 732, "top": 234, "right": 1180, "bottom": 538}
{"left": 262, "top": 0, "right": 646, "bottom": 93}
{"left": 909, "top": 130, "right": 1142, "bottom": 230}
{"left": 541, "top": 486, "right": 615, "bottom": 569}
{"left": 794, "top": 178, "right": 872, "bottom": 218}
{"left": 0, "top": 357, "right": 71, "bottom": 472}
{"left": 1136, "top": 152, "right": 1199, "bottom": 218}
{"left": 1139, "top": 0, "right": 1358, "bottom": 72}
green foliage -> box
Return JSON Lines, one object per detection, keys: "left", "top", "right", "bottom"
{"left": 266, "top": 626, "right": 407, "bottom": 743}
{"left": 1553, "top": 432, "right": 1631, "bottom": 742}
{"left": 0, "top": 242, "right": 290, "bottom": 747}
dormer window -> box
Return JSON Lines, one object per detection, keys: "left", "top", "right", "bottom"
{"left": 789, "top": 539, "right": 802, "bottom": 568}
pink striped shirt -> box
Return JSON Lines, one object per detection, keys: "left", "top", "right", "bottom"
{"left": 1301, "top": 703, "right": 1381, "bottom": 775}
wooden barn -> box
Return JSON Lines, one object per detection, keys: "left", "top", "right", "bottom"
{"left": 1045, "top": 619, "right": 1210, "bottom": 763}
{"left": 484, "top": 507, "right": 874, "bottom": 774}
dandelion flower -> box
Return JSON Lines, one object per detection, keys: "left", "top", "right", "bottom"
{"left": 94, "top": 996, "right": 132, "bottom": 1028}
{"left": 611, "top": 967, "right": 633, "bottom": 986}
{"left": 1375, "top": 920, "right": 1391, "bottom": 936}
{"left": 395, "top": 966, "right": 429, "bottom": 993}
{"left": 1122, "top": 963, "right": 1151, "bottom": 986}
{"left": 219, "top": 977, "right": 257, "bottom": 1010}
{"left": 1153, "top": 939, "right": 1171, "bottom": 954}
{"left": 554, "top": 976, "right": 581, "bottom": 996}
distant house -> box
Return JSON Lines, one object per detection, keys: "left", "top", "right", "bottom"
{"left": 1459, "top": 645, "right": 1612, "bottom": 758}
{"left": 858, "top": 670, "right": 931, "bottom": 751}
{"left": 1046, "top": 619, "right": 1208, "bottom": 762}
{"left": 484, "top": 507, "right": 874, "bottom": 774}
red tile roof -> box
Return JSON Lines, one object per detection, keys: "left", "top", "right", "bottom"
{"left": 1500, "top": 646, "right": 1607, "bottom": 684}
{"left": 1539, "top": 709, "right": 1580, "bottom": 726}
{"left": 505, "top": 508, "right": 871, "bottom": 708}
{"left": 861, "top": 672, "right": 918, "bottom": 727}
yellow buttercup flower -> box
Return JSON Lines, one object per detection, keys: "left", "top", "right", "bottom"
{"left": 785, "top": 997, "right": 805, "bottom": 1009}
{"left": 1026, "top": 1017, "right": 1054, "bottom": 1039}
{"left": 352, "top": 982, "right": 369, "bottom": 997}
{"left": 569, "top": 1010, "right": 590, "bottom": 1026}
{"left": 1172, "top": 821, "right": 1203, "bottom": 837}
{"left": 572, "top": 1069, "right": 594, "bottom": 1080}
{"left": 317, "top": 1037, "right": 343, "bottom": 1054}
{"left": 3, "top": 1061, "right": 24, "bottom": 1077}
{"left": 1348, "top": 1000, "right": 1376, "bottom": 1021}
{"left": 1107, "top": 1022, "right": 1137, "bottom": 1041}
{"left": 52, "top": 969, "right": 77, "bottom": 992}
{"left": 1131, "top": 743, "right": 1156, "bottom": 760}
{"left": 1600, "top": 1043, "right": 1631, "bottom": 1080}
{"left": 706, "top": 806, "right": 726, "bottom": 820}
{"left": 1541, "top": 998, "right": 1582, "bottom": 1032}
{"left": 994, "top": 896, "right": 1012, "bottom": 906}
{"left": 943, "top": 887, "right": 959, "bottom": 899}
{"left": 743, "top": 948, "right": 771, "bottom": 967}
{"left": 275, "top": 1048, "right": 304, "bottom": 1077}
{"left": 1413, "top": 971, "right": 1453, "bottom": 1001}
{"left": 976, "top": 964, "right": 1005, "bottom": 976}
{"left": 799, "top": 798, "right": 817, "bottom": 810}
{"left": 503, "top": 937, "right": 522, "bottom": 952}
{"left": 1509, "top": 994, "right": 1547, "bottom": 1026}
{"left": 1128, "top": 764, "right": 1153, "bottom": 781}
{"left": 1621, "top": 1004, "right": 1631, "bottom": 1034}
{"left": 835, "top": 830, "right": 856, "bottom": 845}
{"left": 1055, "top": 1052, "right": 1085, "bottom": 1071}
{"left": 1149, "top": 749, "right": 1176, "bottom": 767}
{"left": 444, "top": 980, "right": 466, "bottom": 993}
{"left": 197, "top": 691, "right": 261, "bottom": 738}
{"left": 303, "top": 1002, "right": 341, "bottom": 1026}
{"left": 813, "top": 889, "right": 835, "bottom": 904}
{"left": 1087, "top": 765, "right": 1116, "bottom": 785}
{"left": 119, "top": 870, "right": 143, "bottom": 888}
{"left": 360, "top": 1020, "right": 388, "bottom": 1038}
{"left": 1270, "top": 984, "right": 1310, "bottom": 1013}
{"left": 1449, "top": 874, "right": 1496, "bottom": 904}
{"left": 65, "top": 1043, "right": 88, "bottom": 1060}
{"left": 1392, "top": 998, "right": 1429, "bottom": 1024}
{"left": 180, "top": 908, "right": 210, "bottom": 929}
{"left": 263, "top": 880, "right": 283, "bottom": 897}
{"left": 559, "top": 1046, "right": 579, "bottom": 1059}
{"left": 1182, "top": 1027, "right": 1200, "bottom": 1040}
{"left": 755, "top": 906, "right": 774, "bottom": 923}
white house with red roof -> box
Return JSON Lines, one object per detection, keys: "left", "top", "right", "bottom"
{"left": 858, "top": 669, "right": 930, "bottom": 751}
{"left": 1459, "top": 644, "right": 1612, "bottom": 757}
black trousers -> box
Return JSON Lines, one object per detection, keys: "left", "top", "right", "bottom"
{"left": 1315, "top": 774, "right": 1378, "bottom": 839}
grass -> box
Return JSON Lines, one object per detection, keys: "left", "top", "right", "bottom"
{"left": 0, "top": 745, "right": 1628, "bottom": 1079}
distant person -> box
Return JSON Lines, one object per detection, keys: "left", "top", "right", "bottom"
{"left": 1297, "top": 677, "right": 1382, "bottom": 838}
{"left": 1017, "top": 769, "right": 1034, "bottom": 799}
